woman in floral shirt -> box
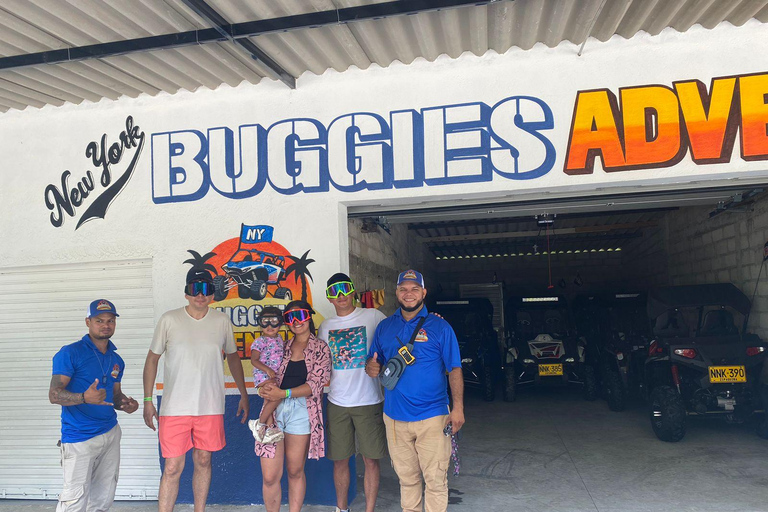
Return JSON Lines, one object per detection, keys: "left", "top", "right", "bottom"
{"left": 255, "top": 300, "right": 331, "bottom": 512}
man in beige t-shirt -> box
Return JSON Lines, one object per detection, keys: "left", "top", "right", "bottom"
{"left": 143, "top": 268, "right": 249, "bottom": 512}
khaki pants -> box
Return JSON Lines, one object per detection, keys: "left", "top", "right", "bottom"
{"left": 57, "top": 424, "right": 121, "bottom": 512}
{"left": 383, "top": 414, "right": 451, "bottom": 512}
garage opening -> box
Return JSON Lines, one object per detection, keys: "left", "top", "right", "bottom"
{"left": 343, "top": 186, "right": 768, "bottom": 510}
{"left": 347, "top": 185, "right": 768, "bottom": 400}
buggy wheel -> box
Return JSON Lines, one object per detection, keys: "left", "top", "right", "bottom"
{"left": 213, "top": 276, "right": 227, "bottom": 301}
{"left": 605, "top": 368, "right": 626, "bottom": 412}
{"left": 237, "top": 284, "right": 250, "bottom": 299}
{"left": 583, "top": 365, "right": 598, "bottom": 401}
{"left": 482, "top": 363, "right": 495, "bottom": 402}
{"left": 274, "top": 287, "right": 292, "bottom": 301}
{"left": 250, "top": 280, "right": 267, "bottom": 300}
{"left": 650, "top": 385, "right": 686, "bottom": 442}
{"left": 503, "top": 366, "right": 516, "bottom": 402}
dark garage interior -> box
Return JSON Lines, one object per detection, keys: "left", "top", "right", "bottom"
{"left": 346, "top": 187, "right": 768, "bottom": 511}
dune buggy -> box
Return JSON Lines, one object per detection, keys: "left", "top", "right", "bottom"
{"left": 573, "top": 293, "right": 650, "bottom": 412}
{"left": 428, "top": 298, "right": 502, "bottom": 401}
{"left": 503, "top": 295, "right": 596, "bottom": 402}
{"left": 214, "top": 247, "right": 292, "bottom": 302}
{"left": 645, "top": 283, "right": 768, "bottom": 442}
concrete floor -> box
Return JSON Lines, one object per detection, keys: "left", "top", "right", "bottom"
{"left": 3, "top": 387, "right": 768, "bottom": 512}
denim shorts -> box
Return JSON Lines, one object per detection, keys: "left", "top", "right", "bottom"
{"left": 275, "top": 397, "right": 310, "bottom": 435}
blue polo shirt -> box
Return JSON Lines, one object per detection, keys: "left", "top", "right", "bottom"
{"left": 52, "top": 335, "right": 125, "bottom": 443}
{"left": 368, "top": 306, "right": 461, "bottom": 421}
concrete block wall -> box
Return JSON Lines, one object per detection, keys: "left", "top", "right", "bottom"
{"left": 664, "top": 193, "right": 768, "bottom": 338}
{"left": 621, "top": 223, "right": 668, "bottom": 290}
{"left": 348, "top": 219, "right": 431, "bottom": 315}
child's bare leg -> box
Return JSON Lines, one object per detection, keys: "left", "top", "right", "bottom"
{"left": 259, "top": 399, "right": 279, "bottom": 425}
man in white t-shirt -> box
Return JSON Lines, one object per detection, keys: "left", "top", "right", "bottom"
{"left": 142, "top": 268, "right": 249, "bottom": 512}
{"left": 318, "top": 273, "right": 387, "bottom": 512}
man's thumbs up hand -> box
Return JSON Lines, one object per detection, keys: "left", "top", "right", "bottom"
{"left": 83, "top": 378, "right": 112, "bottom": 406}
{"left": 366, "top": 352, "right": 382, "bottom": 378}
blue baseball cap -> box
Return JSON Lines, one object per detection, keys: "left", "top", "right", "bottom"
{"left": 87, "top": 299, "right": 119, "bottom": 318}
{"left": 397, "top": 269, "right": 425, "bottom": 287}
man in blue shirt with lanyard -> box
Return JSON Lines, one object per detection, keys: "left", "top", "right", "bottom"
{"left": 49, "top": 299, "right": 139, "bottom": 512}
{"left": 366, "top": 270, "right": 464, "bottom": 512}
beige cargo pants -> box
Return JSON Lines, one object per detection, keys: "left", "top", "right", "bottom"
{"left": 384, "top": 414, "right": 451, "bottom": 512}
{"left": 57, "top": 424, "right": 121, "bottom": 512}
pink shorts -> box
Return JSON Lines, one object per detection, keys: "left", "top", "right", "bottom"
{"left": 158, "top": 415, "right": 226, "bottom": 459}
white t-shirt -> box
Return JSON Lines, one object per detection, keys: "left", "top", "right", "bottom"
{"left": 149, "top": 306, "right": 236, "bottom": 416}
{"left": 318, "top": 307, "right": 387, "bottom": 407}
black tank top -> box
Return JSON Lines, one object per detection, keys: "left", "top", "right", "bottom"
{"left": 280, "top": 360, "right": 308, "bottom": 390}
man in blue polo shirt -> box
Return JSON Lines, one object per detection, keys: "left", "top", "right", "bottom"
{"left": 366, "top": 270, "right": 464, "bottom": 512}
{"left": 49, "top": 299, "right": 139, "bottom": 512}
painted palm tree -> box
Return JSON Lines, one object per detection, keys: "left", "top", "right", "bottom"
{"left": 285, "top": 250, "right": 315, "bottom": 302}
{"left": 183, "top": 250, "right": 218, "bottom": 274}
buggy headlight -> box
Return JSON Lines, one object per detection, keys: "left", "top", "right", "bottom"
{"left": 523, "top": 358, "right": 535, "bottom": 364}
{"left": 461, "top": 357, "right": 473, "bottom": 364}
{"left": 565, "top": 357, "right": 575, "bottom": 363}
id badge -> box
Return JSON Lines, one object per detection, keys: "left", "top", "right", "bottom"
{"left": 398, "top": 346, "right": 416, "bottom": 365}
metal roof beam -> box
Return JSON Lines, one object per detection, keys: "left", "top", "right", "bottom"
{"left": 230, "top": 0, "right": 497, "bottom": 37}
{"left": 0, "top": 0, "right": 494, "bottom": 82}
{"left": 180, "top": 0, "right": 295, "bottom": 89}
{"left": 420, "top": 222, "right": 659, "bottom": 243}
{"left": 407, "top": 207, "right": 677, "bottom": 230}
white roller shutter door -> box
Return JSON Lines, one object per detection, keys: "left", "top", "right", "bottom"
{"left": 0, "top": 259, "right": 160, "bottom": 500}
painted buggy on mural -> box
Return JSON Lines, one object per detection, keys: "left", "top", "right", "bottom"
{"left": 643, "top": 283, "right": 768, "bottom": 442}
{"left": 503, "top": 295, "right": 597, "bottom": 402}
{"left": 428, "top": 298, "right": 502, "bottom": 401}
{"left": 573, "top": 293, "right": 650, "bottom": 412}
{"left": 214, "top": 246, "right": 292, "bottom": 302}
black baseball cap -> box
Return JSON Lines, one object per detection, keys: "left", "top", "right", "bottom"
{"left": 186, "top": 268, "right": 214, "bottom": 285}
{"left": 326, "top": 272, "right": 353, "bottom": 288}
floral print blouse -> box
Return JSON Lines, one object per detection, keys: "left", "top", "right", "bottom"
{"left": 254, "top": 333, "right": 331, "bottom": 460}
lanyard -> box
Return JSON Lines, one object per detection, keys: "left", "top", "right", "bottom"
{"left": 89, "top": 345, "right": 113, "bottom": 386}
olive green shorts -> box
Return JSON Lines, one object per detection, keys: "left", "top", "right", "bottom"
{"left": 326, "top": 401, "right": 387, "bottom": 461}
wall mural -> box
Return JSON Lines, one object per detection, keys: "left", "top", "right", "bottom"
{"left": 44, "top": 116, "right": 145, "bottom": 228}
{"left": 150, "top": 95, "right": 556, "bottom": 203}
{"left": 39, "top": 72, "right": 768, "bottom": 228}
{"left": 184, "top": 223, "right": 322, "bottom": 388}
{"left": 565, "top": 72, "right": 768, "bottom": 174}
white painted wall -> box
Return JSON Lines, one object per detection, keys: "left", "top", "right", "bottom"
{"left": 0, "top": 23, "right": 766, "bottom": 325}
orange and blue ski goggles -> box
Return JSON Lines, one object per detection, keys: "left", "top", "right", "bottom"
{"left": 283, "top": 308, "right": 312, "bottom": 325}
{"left": 186, "top": 281, "right": 215, "bottom": 297}
{"left": 326, "top": 281, "right": 355, "bottom": 299}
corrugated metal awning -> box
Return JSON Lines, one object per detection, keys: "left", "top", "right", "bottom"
{"left": 0, "top": 0, "right": 766, "bottom": 113}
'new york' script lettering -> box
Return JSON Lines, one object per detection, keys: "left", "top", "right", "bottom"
{"left": 44, "top": 116, "right": 145, "bottom": 228}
